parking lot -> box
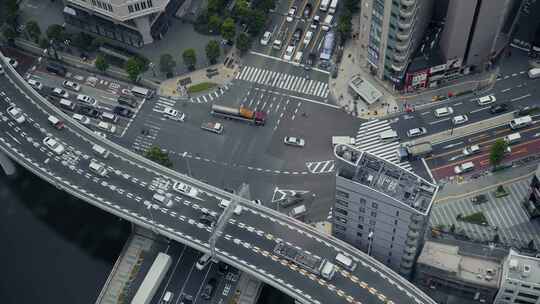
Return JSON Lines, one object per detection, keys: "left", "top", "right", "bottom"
{"left": 253, "top": 0, "right": 340, "bottom": 69}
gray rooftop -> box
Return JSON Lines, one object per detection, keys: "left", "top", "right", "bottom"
{"left": 418, "top": 241, "right": 501, "bottom": 288}
{"left": 334, "top": 144, "right": 437, "bottom": 215}
{"left": 504, "top": 249, "right": 540, "bottom": 284}
{"left": 348, "top": 74, "right": 383, "bottom": 105}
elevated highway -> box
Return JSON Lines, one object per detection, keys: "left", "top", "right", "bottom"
{"left": 0, "top": 54, "right": 435, "bottom": 304}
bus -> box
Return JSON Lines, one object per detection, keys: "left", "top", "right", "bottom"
{"left": 131, "top": 252, "right": 172, "bottom": 304}
{"left": 130, "top": 86, "right": 152, "bottom": 98}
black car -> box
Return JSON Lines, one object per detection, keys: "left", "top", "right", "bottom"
{"left": 179, "top": 293, "right": 193, "bottom": 304}
{"left": 79, "top": 105, "right": 101, "bottom": 118}
{"left": 199, "top": 213, "right": 215, "bottom": 227}
{"left": 117, "top": 95, "right": 138, "bottom": 108}
{"left": 490, "top": 103, "right": 510, "bottom": 114}
{"left": 292, "top": 28, "right": 303, "bottom": 43}
{"left": 113, "top": 106, "right": 134, "bottom": 118}
{"left": 515, "top": 105, "right": 539, "bottom": 117}
{"left": 303, "top": 3, "right": 312, "bottom": 18}
{"left": 201, "top": 278, "right": 217, "bottom": 300}
{"left": 217, "top": 262, "right": 230, "bottom": 276}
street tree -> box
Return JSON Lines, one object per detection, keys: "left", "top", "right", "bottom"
{"left": 125, "top": 57, "right": 145, "bottom": 82}
{"left": 221, "top": 17, "right": 236, "bottom": 42}
{"left": 233, "top": 0, "right": 250, "bottom": 21}
{"left": 144, "top": 146, "right": 173, "bottom": 168}
{"left": 246, "top": 10, "right": 265, "bottom": 35}
{"left": 25, "top": 20, "right": 41, "bottom": 43}
{"left": 38, "top": 37, "right": 50, "bottom": 49}
{"left": 208, "top": 15, "right": 222, "bottom": 34}
{"left": 72, "top": 32, "right": 94, "bottom": 51}
{"left": 159, "top": 53, "right": 176, "bottom": 77}
{"left": 205, "top": 40, "right": 221, "bottom": 64}
{"left": 337, "top": 13, "right": 352, "bottom": 42}
{"left": 236, "top": 32, "right": 251, "bottom": 54}
{"left": 4, "top": 0, "right": 20, "bottom": 25}
{"left": 489, "top": 139, "right": 508, "bottom": 170}
{"left": 182, "top": 48, "right": 197, "bottom": 70}
{"left": 95, "top": 55, "right": 109, "bottom": 72}
{"left": 46, "top": 24, "right": 64, "bottom": 41}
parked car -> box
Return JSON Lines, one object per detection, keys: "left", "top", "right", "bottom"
{"left": 113, "top": 106, "right": 134, "bottom": 118}
{"left": 284, "top": 136, "right": 305, "bottom": 147}
{"left": 471, "top": 194, "right": 488, "bottom": 205}
{"left": 310, "top": 15, "right": 320, "bottom": 29}
{"left": 7, "top": 105, "right": 25, "bottom": 123}
{"left": 7, "top": 57, "right": 18, "bottom": 68}
{"left": 51, "top": 87, "right": 69, "bottom": 99}
{"left": 477, "top": 94, "right": 496, "bottom": 105}
{"left": 283, "top": 45, "right": 295, "bottom": 61}
{"left": 462, "top": 145, "right": 481, "bottom": 156}
{"left": 292, "top": 28, "right": 303, "bottom": 43}
{"left": 27, "top": 79, "right": 43, "bottom": 90}
{"left": 201, "top": 278, "right": 217, "bottom": 300}
{"left": 43, "top": 137, "right": 65, "bottom": 154}
{"left": 490, "top": 103, "right": 510, "bottom": 114}
{"left": 199, "top": 213, "right": 216, "bottom": 227}
{"left": 172, "top": 181, "right": 199, "bottom": 199}
{"left": 286, "top": 6, "right": 297, "bottom": 22}
{"left": 406, "top": 127, "right": 427, "bottom": 137}
{"left": 62, "top": 80, "right": 81, "bottom": 92}
{"left": 77, "top": 94, "right": 97, "bottom": 106}
{"left": 72, "top": 113, "right": 91, "bottom": 125}
{"left": 79, "top": 105, "right": 101, "bottom": 118}
{"left": 163, "top": 107, "right": 185, "bottom": 122}
{"left": 260, "top": 31, "right": 272, "bottom": 46}
{"left": 303, "top": 3, "right": 313, "bottom": 18}
{"left": 452, "top": 115, "right": 468, "bottom": 125}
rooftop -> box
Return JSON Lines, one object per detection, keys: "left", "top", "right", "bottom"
{"left": 418, "top": 241, "right": 502, "bottom": 288}
{"left": 334, "top": 145, "right": 437, "bottom": 215}
{"left": 348, "top": 74, "right": 383, "bottom": 105}
{"left": 504, "top": 249, "right": 540, "bottom": 284}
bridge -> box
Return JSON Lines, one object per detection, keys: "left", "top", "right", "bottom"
{"left": 0, "top": 53, "right": 436, "bottom": 304}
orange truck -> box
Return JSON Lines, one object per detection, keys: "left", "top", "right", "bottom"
{"left": 211, "top": 104, "right": 266, "bottom": 126}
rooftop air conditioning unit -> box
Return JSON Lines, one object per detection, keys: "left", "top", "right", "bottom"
{"left": 509, "top": 259, "right": 519, "bottom": 270}
{"left": 523, "top": 264, "right": 531, "bottom": 277}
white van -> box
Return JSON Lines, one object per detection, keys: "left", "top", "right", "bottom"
{"left": 454, "top": 161, "right": 475, "bottom": 174}
{"left": 322, "top": 15, "right": 334, "bottom": 31}
{"left": 162, "top": 291, "right": 173, "bottom": 303}
{"left": 509, "top": 115, "right": 532, "bottom": 130}
{"left": 152, "top": 193, "right": 173, "bottom": 207}
{"left": 335, "top": 253, "right": 357, "bottom": 271}
{"left": 528, "top": 68, "right": 540, "bottom": 79}
{"left": 97, "top": 121, "right": 116, "bottom": 134}
{"left": 92, "top": 144, "right": 110, "bottom": 158}
{"left": 477, "top": 95, "right": 496, "bottom": 106}
{"left": 196, "top": 253, "right": 212, "bottom": 270}
{"left": 89, "top": 159, "right": 108, "bottom": 177}
{"left": 130, "top": 86, "right": 150, "bottom": 98}
{"left": 100, "top": 112, "right": 118, "bottom": 123}
{"left": 273, "top": 39, "right": 282, "bottom": 50}
{"left": 293, "top": 51, "right": 303, "bottom": 63}
{"left": 320, "top": 261, "right": 336, "bottom": 280}
{"left": 504, "top": 132, "right": 521, "bottom": 144}
{"left": 59, "top": 98, "right": 76, "bottom": 111}
{"left": 434, "top": 106, "right": 454, "bottom": 117}
{"left": 289, "top": 204, "right": 307, "bottom": 218}
{"left": 218, "top": 199, "right": 243, "bottom": 215}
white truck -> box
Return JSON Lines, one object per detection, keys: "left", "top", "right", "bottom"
{"left": 329, "top": 0, "right": 339, "bottom": 14}
{"left": 274, "top": 242, "right": 336, "bottom": 280}
{"left": 528, "top": 68, "right": 540, "bottom": 79}
{"left": 320, "top": 0, "right": 331, "bottom": 11}
{"left": 332, "top": 136, "right": 355, "bottom": 146}
{"left": 201, "top": 122, "right": 223, "bottom": 134}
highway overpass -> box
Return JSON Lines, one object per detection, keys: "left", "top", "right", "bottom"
{"left": 0, "top": 53, "right": 436, "bottom": 304}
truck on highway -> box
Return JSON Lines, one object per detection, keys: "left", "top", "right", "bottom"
{"left": 201, "top": 122, "right": 223, "bottom": 134}
{"left": 131, "top": 252, "right": 172, "bottom": 304}
{"left": 273, "top": 242, "right": 336, "bottom": 280}
{"left": 398, "top": 142, "right": 433, "bottom": 161}
{"left": 328, "top": 0, "right": 339, "bottom": 14}
{"left": 211, "top": 104, "right": 266, "bottom": 126}
{"left": 320, "top": 0, "right": 330, "bottom": 11}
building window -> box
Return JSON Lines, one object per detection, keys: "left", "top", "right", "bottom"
{"left": 370, "top": 211, "right": 377, "bottom": 217}
{"left": 135, "top": 3, "right": 140, "bottom": 11}
{"left": 334, "top": 224, "right": 346, "bottom": 231}
{"left": 388, "top": 252, "right": 392, "bottom": 256}
{"left": 360, "top": 198, "right": 366, "bottom": 206}
{"left": 357, "top": 224, "right": 364, "bottom": 230}
{"left": 356, "top": 232, "right": 363, "bottom": 238}
{"left": 336, "top": 217, "right": 347, "bottom": 224}
{"left": 128, "top": 5, "right": 133, "bottom": 12}
{"left": 336, "top": 199, "right": 348, "bottom": 208}
{"left": 392, "top": 228, "right": 396, "bottom": 234}
{"left": 395, "top": 210, "right": 399, "bottom": 216}
{"left": 372, "top": 202, "right": 378, "bottom": 209}
{"left": 141, "top": 1, "right": 147, "bottom": 9}
{"left": 335, "top": 208, "right": 348, "bottom": 216}
{"left": 336, "top": 190, "right": 349, "bottom": 199}
{"left": 394, "top": 219, "right": 398, "bottom": 225}
{"left": 359, "top": 207, "right": 366, "bottom": 213}
{"left": 147, "top": 0, "right": 153, "bottom": 7}
{"left": 517, "top": 292, "right": 539, "bottom": 300}
{"left": 358, "top": 216, "right": 364, "bottom": 222}
{"left": 369, "top": 220, "right": 376, "bottom": 226}
{"left": 108, "top": 4, "right": 113, "bottom": 11}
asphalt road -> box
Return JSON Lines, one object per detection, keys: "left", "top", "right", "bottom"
{"left": 0, "top": 56, "right": 436, "bottom": 304}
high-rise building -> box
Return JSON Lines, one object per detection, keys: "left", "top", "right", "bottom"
{"left": 522, "top": 165, "right": 540, "bottom": 218}
{"left": 63, "top": 0, "right": 180, "bottom": 47}
{"left": 332, "top": 145, "right": 438, "bottom": 277}
{"left": 359, "top": 0, "right": 435, "bottom": 87}
{"left": 494, "top": 249, "right": 540, "bottom": 304}
{"left": 439, "top": 0, "right": 523, "bottom": 72}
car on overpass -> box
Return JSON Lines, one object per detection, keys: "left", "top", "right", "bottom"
{"left": 286, "top": 7, "right": 297, "bottom": 22}
{"left": 7, "top": 105, "right": 25, "bottom": 123}
{"left": 42, "top": 136, "right": 65, "bottom": 155}
{"left": 62, "top": 80, "right": 81, "bottom": 92}
{"left": 172, "top": 181, "right": 199, "bottom": 199}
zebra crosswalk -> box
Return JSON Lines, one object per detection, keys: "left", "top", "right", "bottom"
{"left": 355, "top": 119, "right": 411, "bottom": 170}
{"left": 306, "top": 160, "right": 335, "bottom": 174}
{"left": 235, "top": 66, "right": 330, "bottom": 99}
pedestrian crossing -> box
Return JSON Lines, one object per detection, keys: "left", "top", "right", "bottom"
{"left": 235, "top": 66, "right": 330, "bottom": 99}
{"left": 156, "top": 85, "right": 229, "bottom": 107}
{"left": 355, "top": 119, "right": 411, "bottom": 170}
{"left": 306, "top": 160, "right": 335, "bottom": 174}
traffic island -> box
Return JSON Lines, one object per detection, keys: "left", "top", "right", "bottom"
{"left": 494, "top": 185, "right": 510, "bottom": 198}
{"left": 187, "top": 82, "right": 217, "bottom": 94}
{"left": 456, "top": 212, "right": 489, "bottom": 226}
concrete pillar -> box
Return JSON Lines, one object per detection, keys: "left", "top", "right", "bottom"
{"left": 0, "top": 151, "right": 16, "bottom": 176}
{"left": 133, "top": 16, "right": 153, "bottom": 45}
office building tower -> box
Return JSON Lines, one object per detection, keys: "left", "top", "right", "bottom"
{"left": 63, "top": 0, "right": 180, "bottom": 47}
{"left": 332, "top": 145, "right": 438, "bottom": 277}
{"left": 359, "top": 0, "right": 434, "bottom": 87}
{"left": 494, "top": 249, "right": 540, "bottom": 304}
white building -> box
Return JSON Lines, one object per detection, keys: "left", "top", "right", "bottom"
{"left": 63, "top": 0, "right": 180, "bottom": 47}
{"left": 494, "top": 249, "right": 540, "bottom": 304}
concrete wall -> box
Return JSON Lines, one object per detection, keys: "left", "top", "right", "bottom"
{"left": 439, "top": 0, "right": 478, "bottom": 62}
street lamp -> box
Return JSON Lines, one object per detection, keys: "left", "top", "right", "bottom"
{"left": 367, "top": 231, "right": 374, "bottom": 256}
{"left": 149, "top": 62, "right": 156, "bottom": 77}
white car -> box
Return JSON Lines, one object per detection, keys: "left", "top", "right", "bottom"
{"left": 477, "top": 95, "right": 496, "bottom": 106}
{"left": 62, "top": 80, "right": 81, "bottom": 92}
{"left": 406, "top": 127, "right": 427, "bottom": 137}
{"left": 94, "top": 131, "right": 107, "bottom": 139}
{"left": 163, "top": 107, "right": 185, "bottom": 122}
{"left": 452, "top": 115, "right": 468, "bottom": 125}
{"left": 27, "top": 79, "right": 43, "bottom": 90}
{"left": 72, "top": 113, "right": 91, "bottom": 125}
{"left": 286, "top": 7, "right": 297, "bottom": 22}
{"left": 283, "top": 45, "right": 295, "bottom": 61}
{"left": 7, "top": 57, "right": 18, "bottom": 68}
{"left": 172, "top": 181, "right": 199, "bottom": 199}
{"left": 434, "top": 106, "right": 454, "bottom": 117}
{"left": 43, "top": 137, "right": 65, "bottom": 154}
{"left": 462, "top": 145, "right": 481, "bottom": 156}
{"left": 260, "top": 31, "right": 272, "bottom": 46}
{"left": 284, "top": 136, "right": 305, "bottom": 147}
{"left": 303, "top": 31, "right": 314, "bottom": 45}
{"left": 97, "top": 121, "right": 116, "bottom": 134}
{"left": 7, "top": 105, "right": 25, "bottom": 123}
{"left": 52, "top": 87, "right": 69, "bottom": 99}
{"left": 76, "top": 94, "right": 97, "bottom": 106}
{"left": 310, "top": 15, "right": 320, "bottom": 29}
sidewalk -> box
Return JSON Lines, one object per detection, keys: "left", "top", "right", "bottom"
{"left": 330, "top": 13, "right": 498, "bottom": 119}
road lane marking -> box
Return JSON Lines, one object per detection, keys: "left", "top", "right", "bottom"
{"left": 510, "top": 94, "right": 531, "bottom": 102}
{"left": 470, "top": 107, "right": 490, "bottom": 114}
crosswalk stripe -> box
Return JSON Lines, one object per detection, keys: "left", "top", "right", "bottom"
{"left": 258, "top": 70, "right": 268, "bottom": 83}
{"left": 272, "top": 73, "right": 281, "bottom": 87}
{"left": 359, "top": 120, "right": 388, "bottom": 130}
{"left": 291, "top": 77, "right": 300, "bottom": 91}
